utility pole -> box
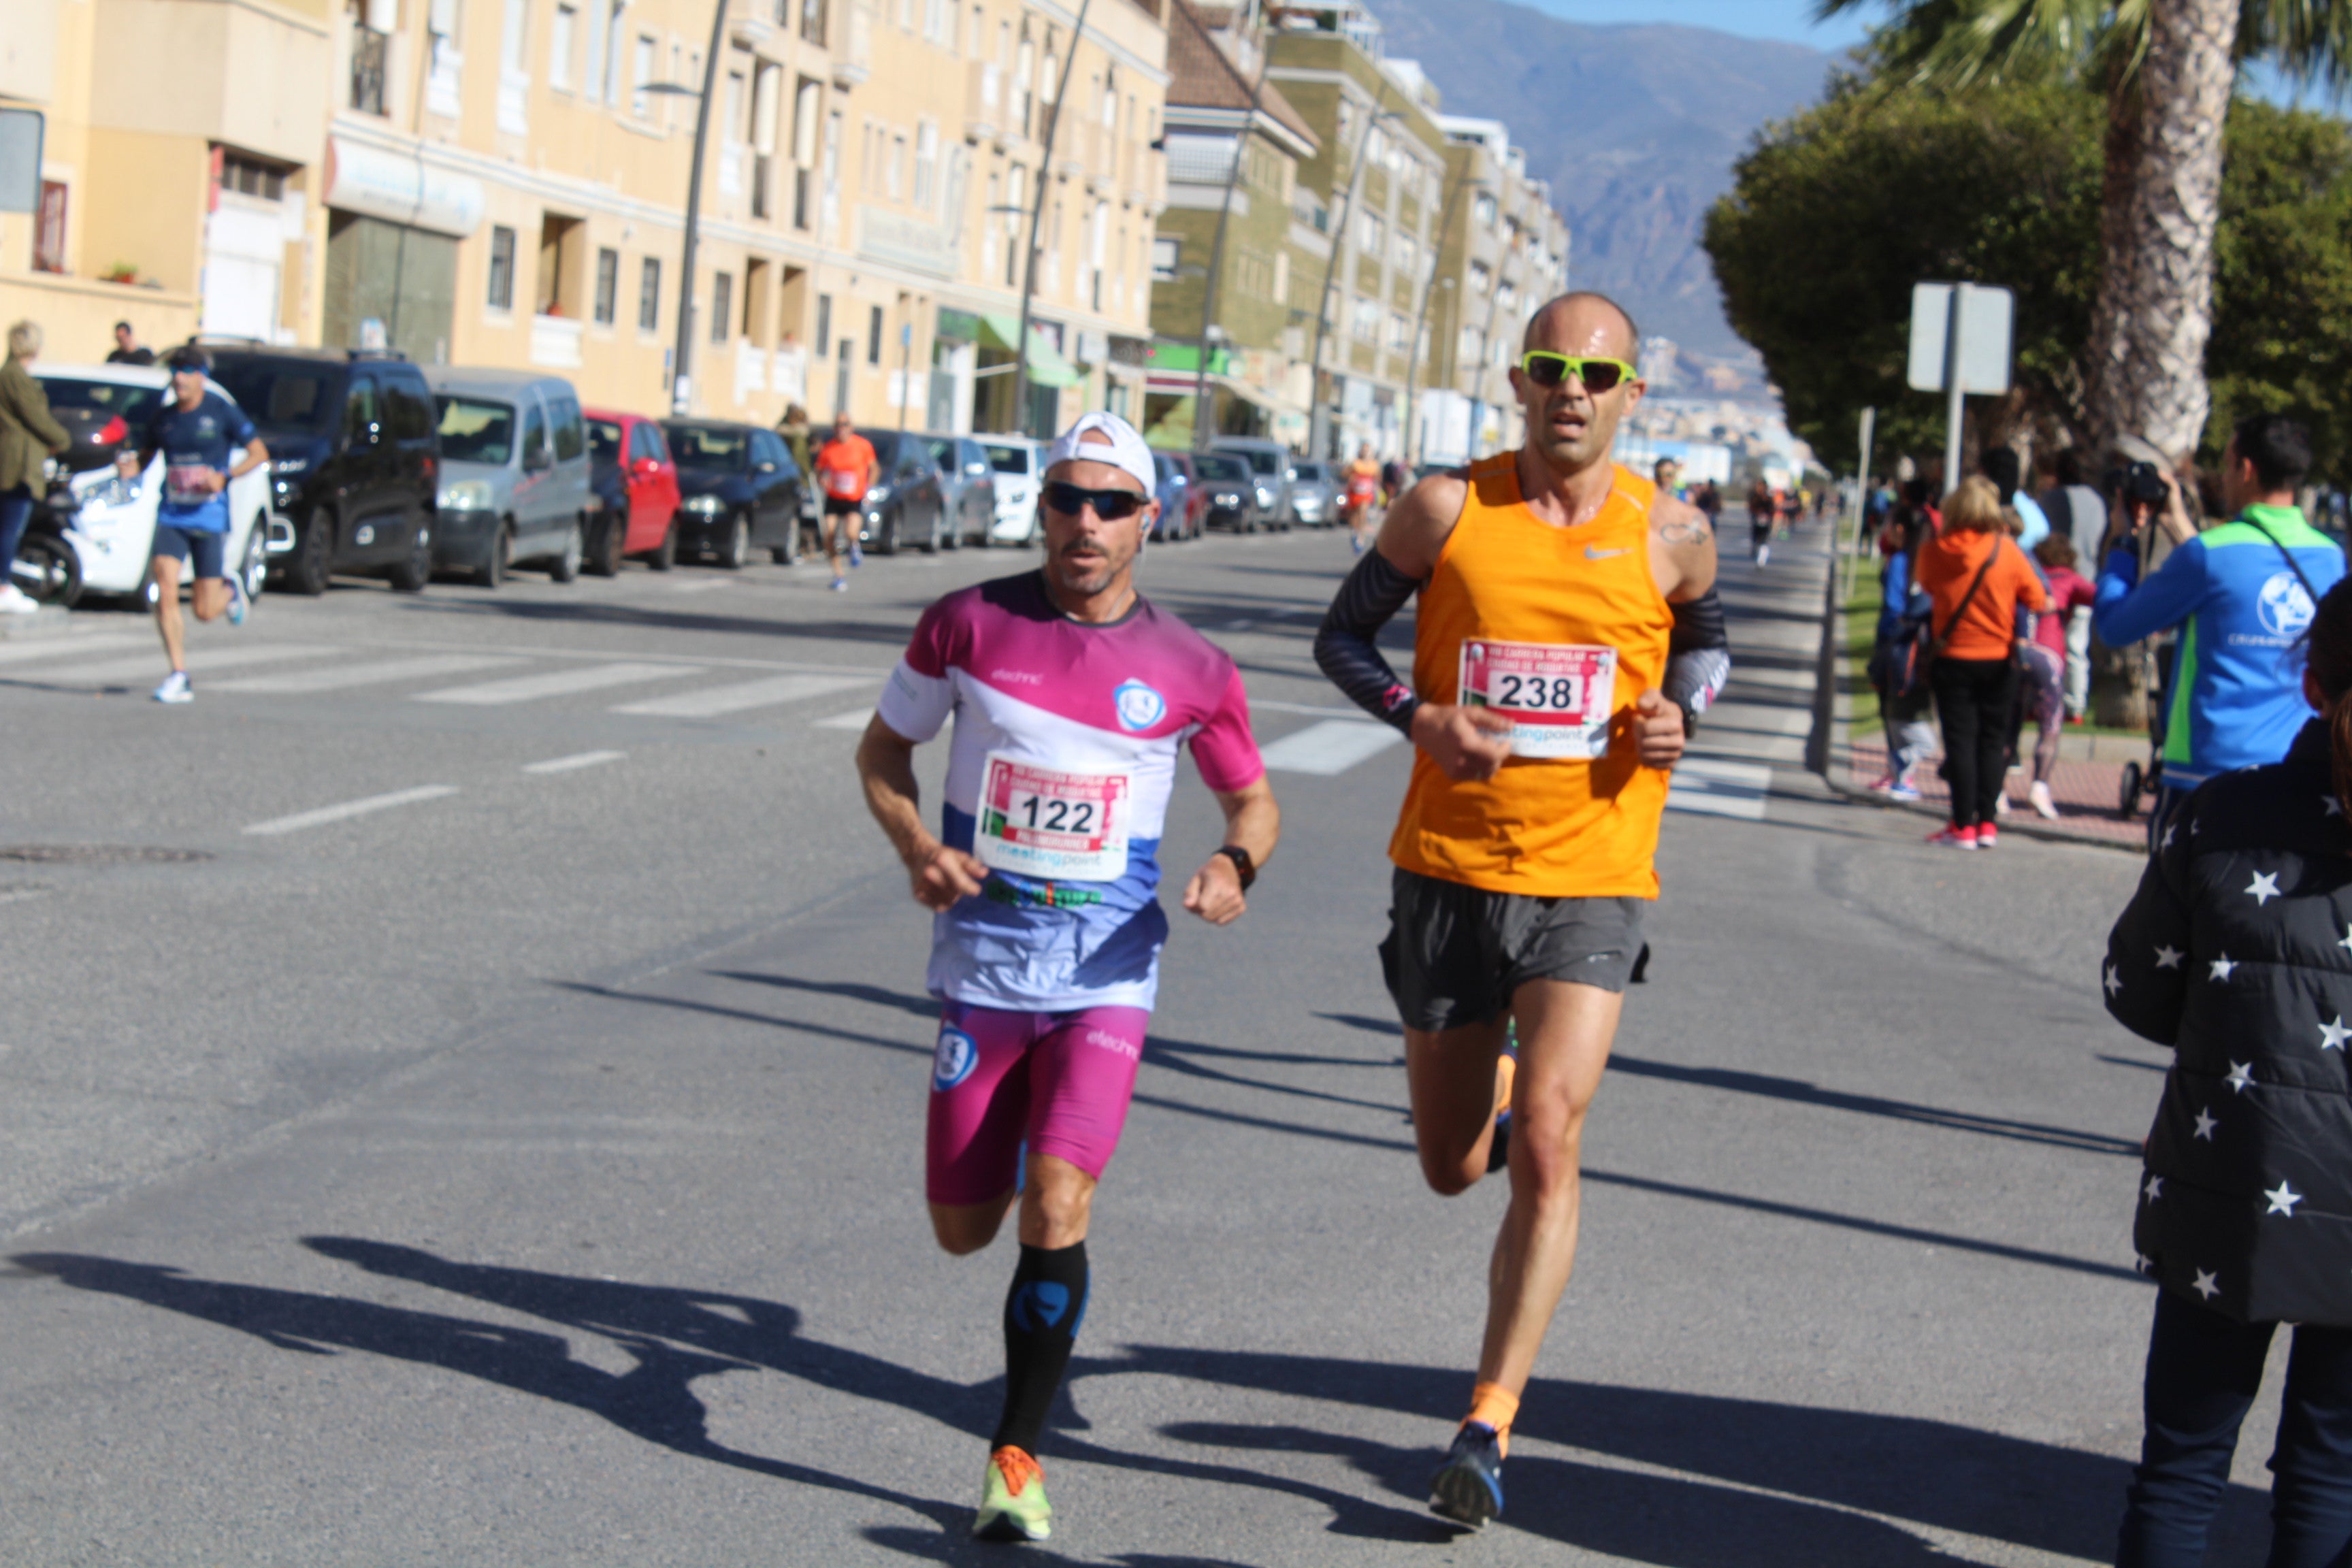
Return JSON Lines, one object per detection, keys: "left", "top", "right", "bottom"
{"left": 670, "top": 0, "right": 730, "bottom": 415}
{"left": 1009, "top": 0, "right": 1094, "bottom": 438}
{"left": 1401, "top": 165, "right": 1481, "bottom": 468}
{"left": 1305, "top": 84, "right": 1393, "bottom": 461}
{"left": 1190, "top": 31, "right": 1274, "bottom": 451}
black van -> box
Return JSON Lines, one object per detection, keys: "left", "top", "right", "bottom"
{"left": 201, "top": 344, "right": 440, "bottom": 593}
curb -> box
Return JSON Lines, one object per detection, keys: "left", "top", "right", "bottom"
{"left": 1809, "top": 543, "right": 2143, "bottom": 856}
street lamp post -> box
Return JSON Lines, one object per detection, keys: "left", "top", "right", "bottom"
{"left": 668, "top": 0, "right": 731, "bottom": 416}
{"left": 1008, "top": 0, "right": 1094, "bottom": 438}
{"left": 1190, "top": 40, "right": 1275, "bottom": 451}
{"left": 1305, "top": 91, "right": 1396, "bottom": 461}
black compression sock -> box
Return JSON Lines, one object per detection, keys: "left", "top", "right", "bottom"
{"left": 991, "top": 1241, "right": 1089, "bottom": 1455}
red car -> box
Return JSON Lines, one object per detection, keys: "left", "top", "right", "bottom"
{"left": 585, "top": 408, "right": 684, "bottom": 572}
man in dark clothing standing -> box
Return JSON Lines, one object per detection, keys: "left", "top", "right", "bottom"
{"left": 105, "top": 323, "right": 153, "bottom": 365}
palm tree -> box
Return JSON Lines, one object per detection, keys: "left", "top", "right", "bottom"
{"left": 1817, "top": 0, "right": 2352, "bottom": 461}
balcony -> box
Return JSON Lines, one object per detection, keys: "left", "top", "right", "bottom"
{"left": 964, "top": 60, "right": 1000, "bottom": 144}
{"left": 833, "top": 0, "right": 871, "bottom": 88}
{"left": 350, "top": 26, "right": 388, "bottom": 116}
{"left": 530, "top": 314, "right": 584, "bottom": 368}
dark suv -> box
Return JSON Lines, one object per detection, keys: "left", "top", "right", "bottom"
{"left": 202, "top": 344, "right": 440, "bottom": 593}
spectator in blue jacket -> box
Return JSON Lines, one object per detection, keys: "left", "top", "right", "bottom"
{"left": 2096, "top": 412, "right": 2347, "bottom": 836}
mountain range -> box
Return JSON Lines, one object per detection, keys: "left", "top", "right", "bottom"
{"left": 1365, "top": 0, "right": 1837, "bottom": 360}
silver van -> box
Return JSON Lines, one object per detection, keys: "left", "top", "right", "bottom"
{"left": 1211, "top": 437, "right": 1299, "bottom": 529}
{"left": 425, "top": 368, "right": 595, "bottom": 587}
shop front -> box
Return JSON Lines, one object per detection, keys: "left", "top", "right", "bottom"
{"left": 319, "top": 135, "right": 485, "bottom": 364}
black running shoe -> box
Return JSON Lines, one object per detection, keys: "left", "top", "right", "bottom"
{"left": 1430, "top": 1421, "right": 1505, "bottom": 1527}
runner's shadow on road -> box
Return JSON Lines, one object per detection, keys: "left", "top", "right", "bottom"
{"left": 1115, "top": 1348, "right": 2270, "bottom": 1565}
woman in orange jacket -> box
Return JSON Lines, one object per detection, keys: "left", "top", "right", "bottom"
{"left": 1915, "top": 475, "right": 2048, "bottom": 849}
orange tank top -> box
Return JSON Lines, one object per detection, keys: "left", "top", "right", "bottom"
{"left": 1388, "top": 455, "right": 1674, "bottom": 899}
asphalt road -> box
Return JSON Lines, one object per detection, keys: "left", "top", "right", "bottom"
{"left": 0, "top": 512, "right": 2277, "bottom": 1565}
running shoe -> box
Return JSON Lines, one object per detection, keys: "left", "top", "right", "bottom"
{"left": 226, "top": 573, "right": 248, "bottom": 626}
{"left": 1993, "top": 792, "right": 2011, "bottom": 818}
{"left": 0, "top": 584, "right": 39, "bottom": 614}
{"left": 2029, "top": 780, "right": 2059, "bottom": 820}
{"left": 1886, "top": 781, "right": 1923, "bottom": 802}
{"left": 1927, "top": 824, "right": 1977, "bottom": 850}
{"left": 849, "top": 543, "right": 864, "bottom": 568}
{"left": 152, "top": 670, "right": 193, "bottom": 704}
{"left": 830, "top": 575, "right": 849, "bottom": 592}
{"left": 1430, "top": 1422, "right": 1505, "bottom": 1528}
{"left": 1976, "top": 824, "right": 1999, "bottom": 849}
{"left": 974, "top": 1446, "right": 1051, "bottom": 1541}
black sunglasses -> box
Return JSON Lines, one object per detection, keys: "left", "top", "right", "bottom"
{"left": 1043, "top": 480, "right": 1147, "bottom": 521}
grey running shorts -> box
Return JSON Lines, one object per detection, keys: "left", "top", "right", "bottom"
{"left": 1379, "top": 866, "right": 1647, "bottom": 1032}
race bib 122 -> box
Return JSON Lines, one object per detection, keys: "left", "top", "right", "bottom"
{"left": 975, "top": 753, "right": 1132, "bottom": 881}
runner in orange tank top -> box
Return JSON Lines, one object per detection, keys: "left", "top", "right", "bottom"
{"left": 1313, "top": 291, "right": 1727, "bottom": 1529}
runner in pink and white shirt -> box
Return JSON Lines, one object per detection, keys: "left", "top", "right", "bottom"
{"left": 855, "top": 411, "right": 1281, "bottom": 1542}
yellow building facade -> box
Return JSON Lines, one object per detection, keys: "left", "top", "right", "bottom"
{"left": 0, "top": 0, "right": 1169, "bottom": 434}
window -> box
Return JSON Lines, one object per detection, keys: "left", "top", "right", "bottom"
{"left": 632, "top": 33, "right": 655, "bottom": 116}
{"left": 913, "top": 122, "right": 937, "bottom": 210}
{"left": 888, "top": 133, "right": 905, "bottom": 200}
{"left": 924, "top": 0, "right": 949, "bottom": 46}
{"left": 1474, "top": 192, "right": 1497, "bottom": 228}
{"left": 1350, "top": 297, "right": 1379, "bottom": 342}
{"left": 602, "top": 0, "right": 626, "bottom": 101}
{"left": 815, "top": 293, "right": 832, "bottom": 356}
{"left": 800, "top": 0, "right": 826, "bottom": 46}
{"left": 344, "top": 376, "right": 380, "bottom": 442}
{"left": 352, "top": 19, "right": 389, "bottom": 114}
{"left": 33, "top": 181, "right": 66, "bottom": 274}
{"left": 1468, "top": 260, "right": 1490, "bottom": 295}
{"left": 220, "top": 154, "right": 287, "bottom": 201}
{"left": 710, "top": 271, "right": 733, "bottom": 342}
{"left": 1356, "top": 211, "right": 1383, "bottom": 255}
{"left": 551, "top": 1, "right": 577, "bottom": 86}
{"left": 550, "top": 395, "right": 586, "bottom": 460}
{"left": 593, "top": 248, "right": 619, "bottom": 325}
{"left": 487, "top": 225, "right": 517, "bottom": 310}
{"left": 867, "top": 304, "right": 884, "bottom": 365}
{"left": 1387, "top": 312, "right": 1410, "bottom": 351}
{"left": 1152, "top": 236, "right": 1177, "bottom": 281}
{"left": 638, "top": 256, "right": 661, "bottom": 330}
{"left": 519, "top": 397, "right": 548, "bottom": 466}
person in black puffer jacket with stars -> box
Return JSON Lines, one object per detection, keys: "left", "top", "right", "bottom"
{"left": 2106, "top": 574, "right": 2352, "bottom": 1568}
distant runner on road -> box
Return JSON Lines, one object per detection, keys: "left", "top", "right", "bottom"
{"left": 1746, "top": 478, "right": 1776, "bottom": 567}
{"left": 1313, "top": 291, "right": 1727, "bottom": 1531}
{"left": 854, "top": 411, "right": 1281, "bottom": 1543}
{"left": 1343, "top": 443, "right": 1384, "bottom": 554}
{"left": 813, "top": 411, "right": 877, "bottom": 592}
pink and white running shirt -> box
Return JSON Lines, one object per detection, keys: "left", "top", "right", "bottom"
{"left": 877, "top": 570, "right": 1264, "bottom": 1011}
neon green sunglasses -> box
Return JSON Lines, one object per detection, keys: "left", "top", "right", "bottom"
{"left": 1519, "top": 352, "right": 1637, "bottom": 393}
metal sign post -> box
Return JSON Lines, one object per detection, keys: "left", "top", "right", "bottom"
{"left": 1907, "top": 281, "right": 2014, "bottom": 501}
{"left": 1842, "top": 405, "right": 1876, "bottom": 606}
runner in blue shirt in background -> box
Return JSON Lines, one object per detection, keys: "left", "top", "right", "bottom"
{"left": 2095, "top": 412, "right": 2346, "bottom": 837}
{"left": 116, "top": 346, "right": 266, "bottom": 704}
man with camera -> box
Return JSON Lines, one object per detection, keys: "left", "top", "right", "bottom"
{"left": 2095, "top": 413, "right": 2343, "bottom": 835}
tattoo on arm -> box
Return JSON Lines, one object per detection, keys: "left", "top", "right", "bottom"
{"left": 1657, "top": 517, "right": 1714, "bottom": 548}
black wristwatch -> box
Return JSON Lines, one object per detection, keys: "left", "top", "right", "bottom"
{"left": 1214, "top": 845, "right": 1257, "bottom": 890}
{"left": 1677, "top": 700, "right": 1701, "bottom": 740}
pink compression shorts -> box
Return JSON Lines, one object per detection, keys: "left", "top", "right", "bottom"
{"left": 925, "top": 1000, "right": 1150, "bottom": 1205}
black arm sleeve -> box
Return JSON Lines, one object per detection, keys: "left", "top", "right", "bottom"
{"left": 1663, "top": 587, "right": 1732, "bottom": 715}
{"left": 1315, "top": 548, "right": 1424, "bottom": 735}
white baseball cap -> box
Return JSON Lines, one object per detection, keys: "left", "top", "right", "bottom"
{"left": 1045, "top": 410, "right": 1156, "bottom": 495}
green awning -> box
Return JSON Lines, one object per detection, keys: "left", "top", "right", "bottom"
{"left": 1142, "top": 339, "right": 1230, "bottom": 376}
{"left": 979, "top": 312, "right": 1083, "bottom": 388}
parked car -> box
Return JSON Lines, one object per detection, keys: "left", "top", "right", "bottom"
{"left": 1288, "top": 459, "right": 1337, "bottom": 527}
{"left": 206, "top": 344, "right": 439, "bottom": 593}
{"left": 1192, "top": 451, "right": 1266, "bottom": 533}
{"left": 662, "top": 419, "right": 803, "bottom": 567}
{"left": 426, "top": 368, "right": 595, "bottom": 587}
{"left": 14, "top": 361, "right": 272, "bottom": 608}
{"left": 585, "top": 409, "right": 683, "bottom": 573}
{"left": 979, "top": 436, "right": 1045, "bottom": 546}
{"left": 924, "top": 434, "right": 998, "bottom": 550}
{"left": 1211, "top": 437, "right": 1297, "bottom": 529}
{"left": 1151, "top": 452, "right": 1203, "bottom": 542}
{"left": 853, "top": 427, "right": 949, "bottom": 555}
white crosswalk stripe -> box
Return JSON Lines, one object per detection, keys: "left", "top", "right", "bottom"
{"left": 243, "top": 785, "right": 460, "bottom": 836}
{"left": 1259, "top": 718, "right": 1405, "bottom": 775}
{"left": 414, "top": 662, "right": 700, "bottom": 706}
{"left": 610, "top": 672, "right": 870, "bottom": 719}
{"left": 0, "top": 633, "right": 149, "bottom": 668}
{"left": 1667, "top": 758, "right": 1774, "bottom": 820}
{"left": 33, "top": 642, "right": 340, "bottom": 686}
{"left": 212, "top": 653, "right": 523, "bottom": 694}
{"left": 813, "top": 707, "right": 875, "bottom": 730}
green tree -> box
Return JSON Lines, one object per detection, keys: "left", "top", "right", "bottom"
{"left": 1705, "top": 78, "right": 2352, "bottom": 480}
{"left": 1816, "top": 0, "right": 2352, "bottom": 463}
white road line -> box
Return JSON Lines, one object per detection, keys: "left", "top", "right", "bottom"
{"left": 1250, "top": 698, "right": 1365, "bottom": 719}
{"left": 37, "top": 642, "right": 340, "bottom": 686}
{"left": 212, "top": 653, "right": 522, "bottom": 694}
{"left": 814, "top": 707, "right": 875, "bottom": 730}
{"left": 243, "top": 785, "right": 460, "bottom": 837}
{"left": 414, "top": 662, "right": 700, "bottom": 706}
{"left": 610, "top": 672, "right": 870, "bottom": 719}
{"left": 671, "top": 579, "right": 728, "bottom": 593}
{"left": 523, "top": 749, "right": 627, "bottom": 774}
{"left": 1666, "top": 759, "right": 1774, "bottom": 821}
{"left": 0, "top": 632, "right": 148, "bottom": 668}
{"left": 1259, "top": 718, "right": 1405, "bottom": 776}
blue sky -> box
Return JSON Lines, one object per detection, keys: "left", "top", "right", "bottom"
{"left": 1520, "top": 0, "right": 1874, "bottom": 48}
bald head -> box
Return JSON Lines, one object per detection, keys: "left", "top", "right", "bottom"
{"left": 1522, "top": 291, "right": 1640, "bottom": 361}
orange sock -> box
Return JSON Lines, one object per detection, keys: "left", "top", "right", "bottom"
{"left": 1465, "top": 1381, "right": 1519, "bottom": 1457}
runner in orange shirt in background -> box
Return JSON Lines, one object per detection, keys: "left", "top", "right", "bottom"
{"left": 1343, "top": 443, "right": 1384, "bottom": 555}
{"left": 813, "top": 411, "right": 879, "bottom": 592}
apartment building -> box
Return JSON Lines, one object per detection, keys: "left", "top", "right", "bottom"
{"left": 0, "top": 0, "right": 1170, "bottom": 436}
{"left": 1423, "top": 115, "right": 1570, "bottom": 464}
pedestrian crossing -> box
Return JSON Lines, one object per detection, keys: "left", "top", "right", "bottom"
{"left": 610, "top": 672, "right": 867, "bottom": 718}
{"left": 414, "top": 662, "right": 702, "bottom": 706}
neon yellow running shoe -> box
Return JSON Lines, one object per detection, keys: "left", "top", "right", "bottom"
{"left": 973, "top": 1446, "right": 1052, "bottom": 1541}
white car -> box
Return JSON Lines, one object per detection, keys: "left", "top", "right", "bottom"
{"left": 979, "top": 436, "right": 1045, "bottom": 546}
{"left": 15, "top": 362, "right": 273, "bottom": 607}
